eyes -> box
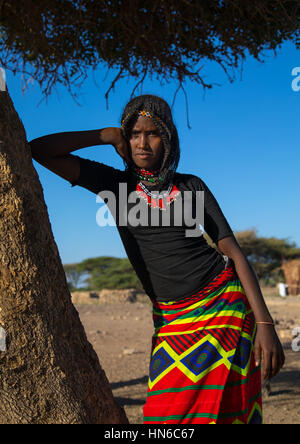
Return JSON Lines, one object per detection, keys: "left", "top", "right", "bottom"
{"left": 130, "top": 130, "right": 160, "bottom": 139}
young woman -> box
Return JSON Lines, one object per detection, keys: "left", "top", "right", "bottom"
{"left": 30, "top": 94, "right": 285, "bottom": 424}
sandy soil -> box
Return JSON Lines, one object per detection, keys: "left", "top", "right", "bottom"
{"left": 74, "top": 290, "right": 300, "bottom": 425}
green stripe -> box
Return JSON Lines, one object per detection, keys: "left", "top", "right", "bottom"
{"left": 153, "top": 280, "right": 242, "bottom": 315}
{"left": 147, "top": 366, "right": 261, "bottom": 398}
{"left": 147, "top": 384, "right": 225, "bottom": 397}
{"left": 176, "top": 302, "right": 246, "bottom": 321}
{"left": 154, "top": 303, "right": 247, "bottom": 329}
{"left": 144, "top": 412, "right": 218, "bottom": 422}
{"left": 224, "top": 365, "right": 261, "bottom": 388}
{"left": 153, "top": 283, "right": 247, "bottom": 329}
{"left": 218, "top": 391, "right": 262, "bottom": 419}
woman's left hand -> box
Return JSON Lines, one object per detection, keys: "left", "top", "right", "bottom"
{"left": 254, "top": 324, "right": 285, "bottom": 380}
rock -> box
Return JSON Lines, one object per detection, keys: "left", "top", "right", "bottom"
{"left": 71, "top": 288, "right": 146, "bottom": 305}
{"left": 123, "top": 348, "right": 136, "bottom": 355}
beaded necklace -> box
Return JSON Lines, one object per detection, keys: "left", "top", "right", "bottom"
{"left": 136, "top": 181, "right": 181, "bottom": 211}
{"left": 131, "top": 166, "right": 161, "bottom": 184}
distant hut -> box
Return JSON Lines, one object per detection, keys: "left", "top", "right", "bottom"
{"left": 282, "top": 259, "right": 300, "bottom": 296}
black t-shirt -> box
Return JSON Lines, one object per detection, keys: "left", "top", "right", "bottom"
{"left": 69, "top": 155, "right": 234, "bottom": 302}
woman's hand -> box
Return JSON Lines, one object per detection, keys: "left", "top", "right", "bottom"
{"left": 99, "top": 127, "right": 131, "bottom": 163}
{"left": 254, "top": 324, "right": 285, "bottom": 381}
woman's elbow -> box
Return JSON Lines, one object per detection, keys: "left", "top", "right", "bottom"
{"left": 217, "top": 235, "right": 245, "bottom": 261}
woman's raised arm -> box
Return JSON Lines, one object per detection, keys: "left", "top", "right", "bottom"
{"left": 29, "top": 128, "right": 130, "bottom": 183}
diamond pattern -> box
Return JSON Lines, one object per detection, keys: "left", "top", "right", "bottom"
{"left": 181, "top": 341, "right": 222, "bottom": 376}
{"left": 149, "top": 347, "right": 175, "bottom": 383}
{"left": 229, "top": 335, "right": 252, "bottom": 371}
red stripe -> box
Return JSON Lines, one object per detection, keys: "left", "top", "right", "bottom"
{"left": 158, "top": 315, "right": 244, "bottom": 334}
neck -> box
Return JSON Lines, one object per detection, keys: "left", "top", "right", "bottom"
{"left": 134, "top": 165, "right": 160, "bottom": 173}
{"left": 130, "top": 164, "right": 160, "bottom": 183}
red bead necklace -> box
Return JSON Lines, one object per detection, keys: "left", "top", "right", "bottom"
{"left": 136, "top": 181, "right": 181, "bottom": 210}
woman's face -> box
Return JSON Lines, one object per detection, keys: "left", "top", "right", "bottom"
{"left": 129, "top": 116, "right": 164, "bottom": 170}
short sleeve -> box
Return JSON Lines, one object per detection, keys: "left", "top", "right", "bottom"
{"left": 195, "top": 177, "right": 234, "bottom": 244}
{"left": 69, "top": 155, "right": 125, "bottom": 195}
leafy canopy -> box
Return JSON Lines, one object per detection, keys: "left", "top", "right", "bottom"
{"left": 235, "top": 229, "right": 300, "bottom": 284}
{"left": 0, "top": 0, "right": 299, "bottom": 99}
{"left": 64, "top": 256, "right": 143, "bottom": 291}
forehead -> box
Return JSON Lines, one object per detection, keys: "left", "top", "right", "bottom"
{"left": 132, "top": 115, "right": 158, "bottom": 131}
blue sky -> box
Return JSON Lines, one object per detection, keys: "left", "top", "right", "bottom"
{"left": 4, "top": 42, "right": 300, "bottom": 265}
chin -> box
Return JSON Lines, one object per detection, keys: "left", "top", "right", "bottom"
{"left": 134, "top": 159, "right": 157, "bottom": 169}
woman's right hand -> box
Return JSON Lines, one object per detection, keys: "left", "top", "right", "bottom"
{"left": 100, "top": 127, "right": 131, "bottom": 164}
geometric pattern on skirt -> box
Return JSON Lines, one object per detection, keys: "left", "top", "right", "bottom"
{"left": 143, "top": 264, "right": 262, "bottom": 424}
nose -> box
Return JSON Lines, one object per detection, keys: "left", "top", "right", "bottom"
{"left": 138, "top": 132, "right": 148, "bottom": 149}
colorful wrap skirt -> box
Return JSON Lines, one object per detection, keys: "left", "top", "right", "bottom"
{"left": 143, "top": 263, "right": 262, "bottom": 424}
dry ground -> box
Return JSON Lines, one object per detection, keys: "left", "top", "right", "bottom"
{"left": 74, "top": 289, "right": 300, "bottom": 425}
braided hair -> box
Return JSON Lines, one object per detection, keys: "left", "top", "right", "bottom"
{"left": 121, "top": 95, "right": 180, "bottom": 189}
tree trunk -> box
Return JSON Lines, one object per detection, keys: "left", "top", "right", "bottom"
{"left": 0, "top": 87, "right": 128, "bottom": 424}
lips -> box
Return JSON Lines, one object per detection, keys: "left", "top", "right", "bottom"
{"left": 136, "top": 152, "right": 152, "bottom": 157}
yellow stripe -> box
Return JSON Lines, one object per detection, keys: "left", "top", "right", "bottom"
{"left": 157, "top": 283, "right": 246, "bottom": 315}
{"left": 169, "top": 310, "right": 244, "bottom": 326}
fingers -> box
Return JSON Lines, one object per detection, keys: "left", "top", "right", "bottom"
{"left": 263, "top": 348, "right": 285, "bottom": 380}
{"left": 271, "top": 352, "right": 279, "bottom": 380}
{"left": 116, "top": 144, "right": 130, "bottom": 164}
{"left": 255, "top": 329, "right": 286, "bottom": 381}
{"left": 275, "top": 347, "right": 286, "bottom": 378}
{"left": 125, "top": 143, "right": 132, "bottom": 164}
{"left": 280, "top": 347, "right": 286, "bottom": 369}
{"left": 270, "top": 354, "right": 282, "bottom": 379}
{"left": 262, "top": 349, "right": 272, "bottom": 381}
{"left": 121, "top": 141, "right": 131, "bottom": 164}
{"left": 255, "top": 343, "right": 262, "bottom": 368}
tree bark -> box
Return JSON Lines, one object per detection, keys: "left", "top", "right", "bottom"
{"left": 0, "top": 87, "right": 128, "bottom": 424}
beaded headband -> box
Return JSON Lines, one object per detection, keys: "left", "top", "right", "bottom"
{"left": 121, "top": 109, "right": 172, "bottom": 140}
